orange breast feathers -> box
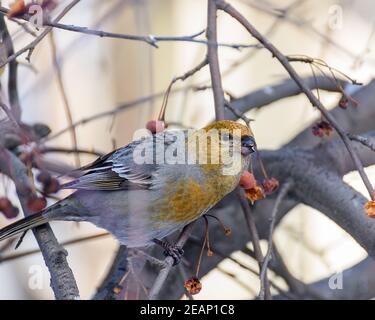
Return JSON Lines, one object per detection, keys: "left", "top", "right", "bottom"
{"left": 153, "top": 175, "right": 237, "bottom": 223}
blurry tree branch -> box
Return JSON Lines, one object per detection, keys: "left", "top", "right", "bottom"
{"left": 0, "top": 149, "right": 79, "bottom": 299}
{"left": 259, "top": 181, "right": 292, "bottom": 300}
{"left": 0, "top": 15, "right": 21, "bottom": 121}
{"left": 226, "top": 76, "right": 351, "bottom": 119}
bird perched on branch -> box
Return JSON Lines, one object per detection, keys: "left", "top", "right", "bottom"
{"left": 0, "top": 120, "right": 256, "bottom": 263}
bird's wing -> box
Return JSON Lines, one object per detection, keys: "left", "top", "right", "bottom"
{"left": 61, "top": 130, "right": 187, "bottom": 191}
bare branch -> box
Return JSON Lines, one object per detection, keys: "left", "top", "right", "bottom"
{"left": 48, "top": 32, "right": 80, "bottom": 167}
{"left": 258, "top": 180, "right": 292, "bottom": 300}
{"left": 226, "top": 76, "right": 351, "bottom": 120}
{"left": 238, "top": 189, "right": 271, "bottom": 299}
{"left": 348, "top": 133, "right": 375, "bottom": 153}
{"left": 0, "top": 15, "right": 21, "bottom": 120}
{"left": 207, "top": 0, "right": 225, "bottom": 120}
{"left": 0, "top": 149, "right": 79, "bottom": 299}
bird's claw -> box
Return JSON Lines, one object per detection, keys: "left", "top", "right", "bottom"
{"left": 153, "top": 238, "right": 184, "bottom": 266}
{"left": 163, "top": 245, "right": 184, "bottom": 266}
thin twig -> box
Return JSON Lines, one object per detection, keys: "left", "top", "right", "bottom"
{"left": 159, "top": 56, "right": 209, "bottom": 122}
{"left": 238, "top": 188, "right": 272, "bottom": 299}
{"left": 348, "top": 133, "right": 375, "bottom": 153}
{"left": 207, "top": 0, "right": 225, "bottom": 120}
{"left": 39, "top": 146, "right": 104, "bottom": 157}
{"left": 258, "top": 180, "right": 293, "bottom": 300}
{"left": 48, "top": 31, "right": 80, "bottom": 167}
{"left": 0, "top": 15, "right": 21, "bottom": 120}
{"left": 208, "top": 244, "right": 297, "bottom": 299}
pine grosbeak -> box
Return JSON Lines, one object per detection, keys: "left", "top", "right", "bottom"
{"left": 0, "top": 120, "right": 255, "bottom": 259}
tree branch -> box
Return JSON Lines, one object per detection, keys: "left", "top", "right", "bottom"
{"left": 207, "top": 0, "right": 225, "bottom": 121}
{"left": 0, "top": 149, "right": 79, "bottom": 299}
{"left": 226, "top": 76, "right": 351, "bottom": 120}
{"left": 259, "top": 180, "right": 292, "bottom": 300}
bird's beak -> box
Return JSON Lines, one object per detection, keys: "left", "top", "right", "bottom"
{"left": 241, "top": 136, "right": 256, "bottom": 156}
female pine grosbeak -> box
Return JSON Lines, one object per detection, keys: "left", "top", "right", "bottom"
{"left": 0, "top": 120, "right": 255, "bottom": 261}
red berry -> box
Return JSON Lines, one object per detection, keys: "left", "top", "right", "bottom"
{"left": 239, "top": 171, "right": 257, "bottom": 189}
{"left": 146, "top": 120, "right": 165, "bottom": 134}
{"left": 262, "top": 178, "right": 279, "bottom": 195}
{"left": 27, "top": 197, "right": 47, "bottom": 213}
{"left": 0, "top": 197, "right": 12, "bottom": 211}
{"left": 0, "top": 197, "right": 19, "bottom": 219}
{"left": 3, "top": 206, "right": 19, "bottom": 219}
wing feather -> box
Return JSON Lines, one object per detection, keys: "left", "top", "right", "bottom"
{"left": 61, "top": 131, "right": 186, "bottom": 191}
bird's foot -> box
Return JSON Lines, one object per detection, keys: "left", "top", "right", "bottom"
{"left": 153, "top": 239, "right": 184, "bottom": 266}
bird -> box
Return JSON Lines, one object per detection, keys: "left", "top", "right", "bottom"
{"left": 0, "top": 120, "right": 256, "bottom": 263}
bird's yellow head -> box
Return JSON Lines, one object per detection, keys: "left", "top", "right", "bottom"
{"left": 203, "top": 120, "right": 256, "bottom": 157}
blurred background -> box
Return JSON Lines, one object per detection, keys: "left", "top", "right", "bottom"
{"left": 0, "top": 0, "right": 374, "bottom": 299}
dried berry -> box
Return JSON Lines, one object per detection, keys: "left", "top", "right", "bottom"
{"left": 262, "top": 177, "right": 279, "bottom": 195}
{"left": 7, "top": 0, "right": 58, "bottom": 18}
{"left": 37, "top": 172, "right": 60, "bottom": 194}
{"left": 27, "top": 197, "right": 47, "bottom": 213}
{"left": 44, "top": 177, "right": 60, "bottom": 194}
{"left": 7, "top": 0, "right": 26, "bottom": 18}
{"left": 0, "top": 197, "right": 12, "bottom": 211}
{"left": 184, "top": 276, "right": 202, "bottom": 295}
{"left": 339, "top": 96, "right": 349, "bottom": 109}
{"left": 0, "top": 197, "right": 19, "bottom": 219}
{"left": 365, "top": 200, "right": 375, "bottom": 218}
{"left": 113, "top": 285, "right": 123, "bottom": 294}
{"left": 312, "top": 120, "right": 333, "bottom": 137}
{"left": 244, "top": 185, "right": 265, "bottom": 204}
{"left": 239, "top": 171, "right": 257, "bottom": 189}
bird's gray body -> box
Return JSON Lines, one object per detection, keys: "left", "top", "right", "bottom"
{"left": 47, "top": 189, "right": 186, "bottom": 247}
{"left": 46, "top": 131, "right": 201, "bottom": 247}
{"left": 0, "top": 125, "right": 254, "bottom": 247}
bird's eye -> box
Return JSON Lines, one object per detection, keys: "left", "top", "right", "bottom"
{"left": 241, "top": 135, "right": 256, "bottom": 155}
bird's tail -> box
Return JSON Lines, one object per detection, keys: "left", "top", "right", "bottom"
{"left": 0, "top": 212, "right": 49, "bottom": 242}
